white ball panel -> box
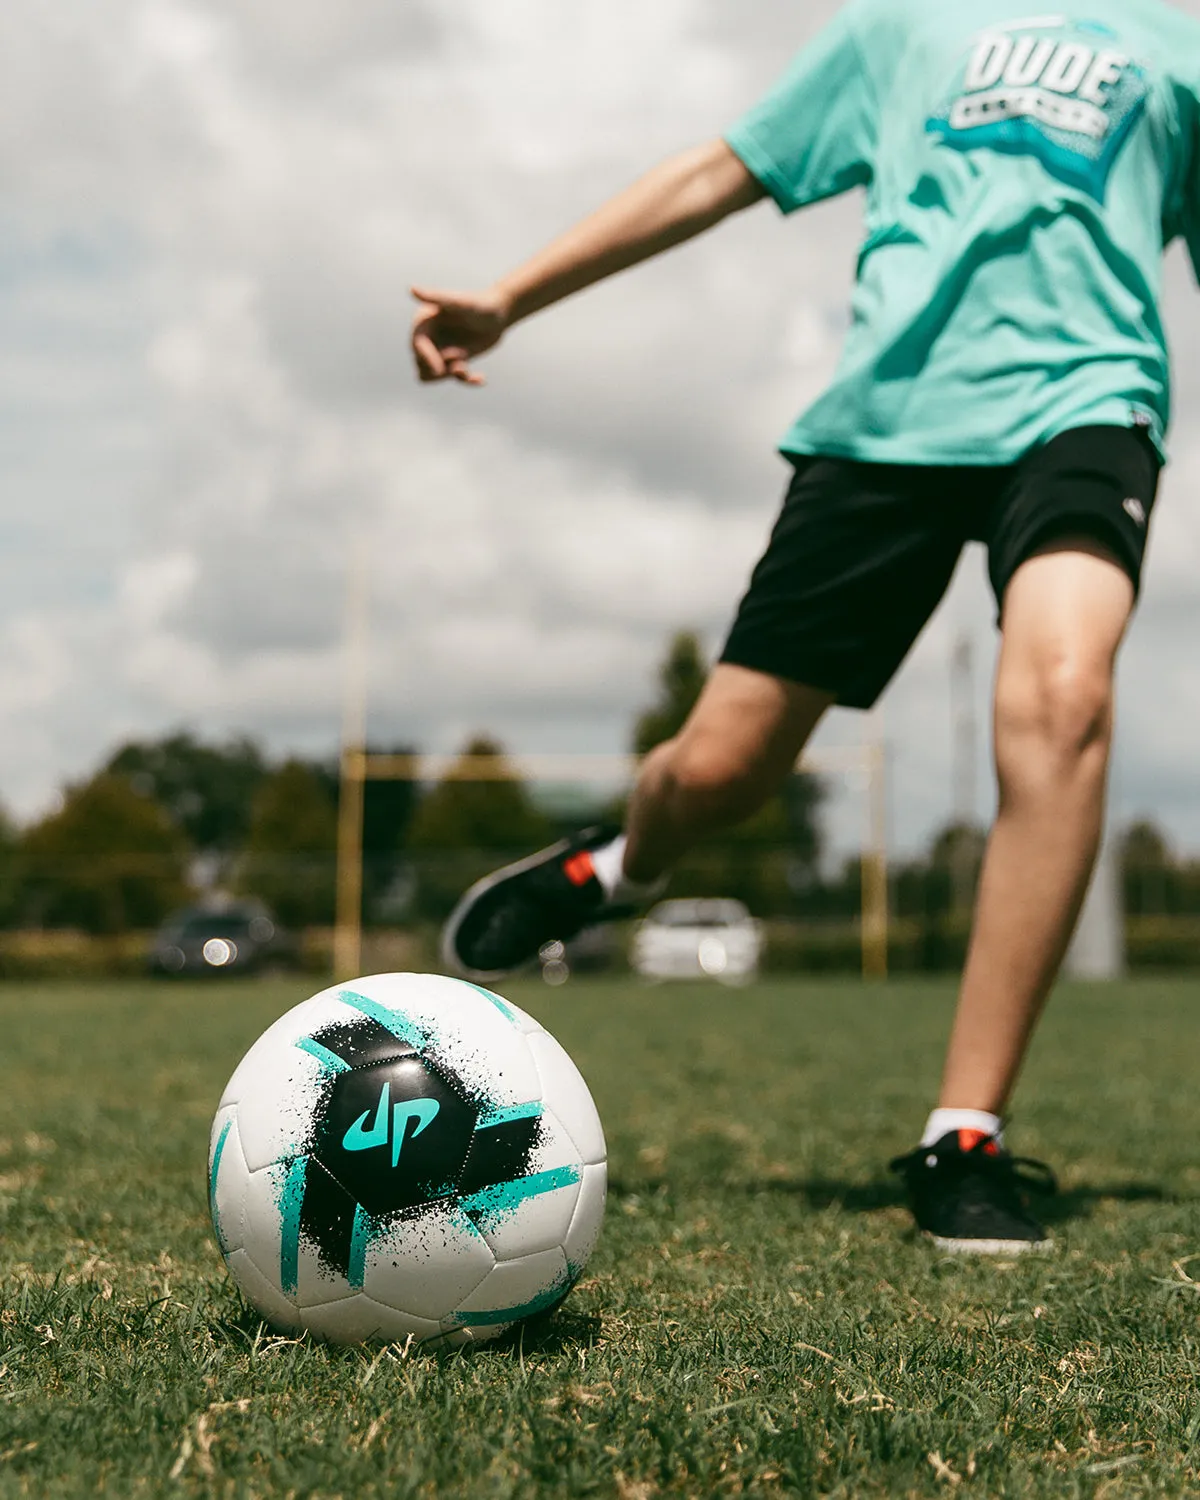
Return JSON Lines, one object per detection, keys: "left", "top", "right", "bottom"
{"left": 478, "top": 1172, "right": 581, "bottom": 1263}
{"left": 300, "top": 1293, "right": 441, "bottom": 1347}
{"left": 210, "top": 1110, "right": 250, "bottom": 1257}
{"left": 363, "top": 1207, "right": 495, "bottom": 1321}
{"left": 529, "top": 1103, "right": 586, "bottom": 1176}
{"left": 563, "top": 1162, "right": 607, "bottom": 1275}
{"left": 493, "top": 995, "right": 544, "bottom": 1036}
{"left": 225, "top": 1248, "right": 302, "bottom": 1334}
{"left": 527, "top": 1031, "right": 606, "bottom": 1167}
{"left": 218, "top": 992, "right": 361, "bottom": 1107}
{"left": 233, "top": 1048, "right": 329, "bottom": 1174}
{"left": 209, "top": 1104, "right": 236, "bottom": 1166}
{"left": 451, "top": 1246, "right": 569, "bottom": 1330}
{"left": 240, "top": 1162, "right": 287, "bottom": 1292}
{"left": 293, "top": 1240, "right": 358, "bottom": 1309}
{"left": 474, "top": 1103, "right": 584, "bottom": 1262}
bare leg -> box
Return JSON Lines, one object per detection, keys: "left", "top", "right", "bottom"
{"left": 938, "top": 540, "right": 1136, "bottom": 1114}
{"left": 622, "top": 663, "right": 834, "bottom": 883}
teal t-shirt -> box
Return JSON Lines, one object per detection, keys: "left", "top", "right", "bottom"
{"left": 724, "top": 0, "right": 1200, "bottom": 465}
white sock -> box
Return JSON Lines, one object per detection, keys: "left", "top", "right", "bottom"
{"left": 921, "top": 1108, "right": 1004, "bottom": 1148}
{"left": 589, "top": 834, "right": 666, "bottom": 904}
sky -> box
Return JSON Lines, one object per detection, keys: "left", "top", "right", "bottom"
{"left": 6, "top": 0, "right": 1200, "bottom": 861}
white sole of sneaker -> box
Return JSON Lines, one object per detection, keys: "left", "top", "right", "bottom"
{"left": 440, "top": 837, "right": 577, "bottom": 982}
{"left": 926, "top": 1233, "right": 1053, "bottom": 1255}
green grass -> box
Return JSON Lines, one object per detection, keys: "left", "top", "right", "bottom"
{"left": 0, "top": 976, "right": 1198, "bottom": 1497}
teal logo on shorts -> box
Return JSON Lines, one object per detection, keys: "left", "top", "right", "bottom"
{"left": 342, "top": 1083, "right": 441, "bottom": 1167}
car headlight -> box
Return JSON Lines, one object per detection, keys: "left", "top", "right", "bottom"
{"left": 697, "top": 936, "right": 728, "bottom": 975}
{"left": 202, "top": 938, "right": 238, "bottom": 967}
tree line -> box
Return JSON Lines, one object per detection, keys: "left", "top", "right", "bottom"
{"left": 0, "top": 734, "right": 415, "bottom": 933}
{"left": 0, "top": 633, "right": 817, "bottom": 934}
{"left": 0, "top": 631, "right": 1187, "bottom": 938}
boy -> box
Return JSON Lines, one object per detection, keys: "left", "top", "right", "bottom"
{"left": 411, "top": 0, "right": 1200, "bottom": 1251}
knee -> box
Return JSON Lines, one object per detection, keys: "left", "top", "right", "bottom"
{"left": 995, "top": 656, "right": 1114, "bottom": 769}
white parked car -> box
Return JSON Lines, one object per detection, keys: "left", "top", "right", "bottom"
{"left": 631, "top": 898, "right": 763, "bottom": 984}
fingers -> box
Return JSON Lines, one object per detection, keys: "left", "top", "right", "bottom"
{"left": 410, "top": 286, "right": 498, "bottom": 386}
{"left": 412, "top": 326, "right": 446, "bottom": 382}
{"left": 411, "top": 300, "right": 460, "bottom": 382}
{"left": 412, "top": 329, "right": 485, "bottom": 385}
{"left": 438, "top": 344, "right": 484, "bottom": 385}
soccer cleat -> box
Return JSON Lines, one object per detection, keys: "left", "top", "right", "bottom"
{"left": 442, "top": 826, "right": 628, "bottom": 981}
{"left": 888, "top": 1130, "right": 1057, "bottom": 1254}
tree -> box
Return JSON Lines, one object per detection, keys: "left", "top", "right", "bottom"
{"left": 408, "top": 738, "right": 552, "bottom": 852}
{"left": 407, "top": 738, "right": 553, "bottom": 919}
{"left": 0, "top": 805, "right": 22, "bottom": 930}
{"left": 929, "top": 821, "right": 988, "bottom": 915}
{"left": 18, "top": 774, "right": 190, "bottom": 933}
{"left": 106, "top": 731, "right": 268, "bottom": 851}
{"left": 238, "top": 760, "right": 338, "bottom": 927}
{"left": 361, "top": 745, "right": 420, "bottom": 920}
{"left": 103, "top": 732, "right": 422, "bottom": 926}
{"left": 1121, "top": 820, "right": 1171, "bottom": 866}
{"left": 1120, "top": 818, "right": 1175, "bottom": 916}
{"left": 257, "top": 746, "right": 421, "bottom": 923}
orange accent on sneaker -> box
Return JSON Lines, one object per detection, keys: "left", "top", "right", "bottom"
{"left": 562, "top": 851, "right": 596, "bottom": 887}
{"left": 957, "top": 1128, "right": 997, "bottom": 1154}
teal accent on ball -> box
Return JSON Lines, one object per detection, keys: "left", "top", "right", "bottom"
{"left": 476, "top": 1100, "right": 543, "bottom": 1130}
{"left": 465, "top": 982, "right": 516, "bottom": 1021}
{"left": 348, "top": 1204, "right": 371, "bottom": 1290}
{"left": 294, "top": 1037, "right": 353, "bottom": 1073}
{"left": 209, "top": 1118, "right": 233, "bottom": 1251}
{"left": 459, "top": 1165, "right": 581, "bottom": 1221}
{"left": 337, "top": 989, "right": 429, "bottom": 1048}
{"left": 278, "top": 1157, "right": 308, "bottom": 1296}
{"left": 451, "top": 1274, "right": 572, "bottom": 1328}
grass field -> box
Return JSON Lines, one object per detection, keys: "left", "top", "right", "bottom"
{"left": 0, "top": 976, "right": 1197, "bottom": 1497}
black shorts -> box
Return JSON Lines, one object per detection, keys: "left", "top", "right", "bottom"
{"left": 720, "top": 425, "right": 1160, "bottom": 710}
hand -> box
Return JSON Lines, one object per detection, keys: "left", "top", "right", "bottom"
{"left": 410, "top": 285, "right": 510, "bottom": 386}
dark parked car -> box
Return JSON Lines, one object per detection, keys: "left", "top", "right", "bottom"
{"left": 149, "top": 902, "right": 295, "bottom": 976}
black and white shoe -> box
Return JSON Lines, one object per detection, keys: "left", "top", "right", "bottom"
{"left": 889, "top": 1130, "right": 1057, "bottom": 1254}
{"left": 442, "top": 826, "right": 628, "bottom": 981}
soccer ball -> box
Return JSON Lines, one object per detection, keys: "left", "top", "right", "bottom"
{"left": 208, "top": 972, "right": 607, "bottom": 1346}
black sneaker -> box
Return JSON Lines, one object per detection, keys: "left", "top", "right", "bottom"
{"left": 442, "top": 826, "right": 627, "bottom": 981}
{"left": 889, "top": 1130, "right": 1057, "bottom": 1254}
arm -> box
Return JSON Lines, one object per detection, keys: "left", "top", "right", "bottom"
{"left": 411, "top": 139, "right": 764, "bottom": 385}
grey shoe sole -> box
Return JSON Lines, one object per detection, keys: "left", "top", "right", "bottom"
{"left": 925, "top": 1232, "right": 1053, "bottom": 1255}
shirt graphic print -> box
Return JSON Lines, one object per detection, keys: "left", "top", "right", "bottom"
{"left": 927, "top": 17, "right": 1150, "bottom": 202}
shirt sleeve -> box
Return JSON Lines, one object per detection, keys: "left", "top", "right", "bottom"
{"left": 723, "top": 2, "right": 878, "bottom": 215}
